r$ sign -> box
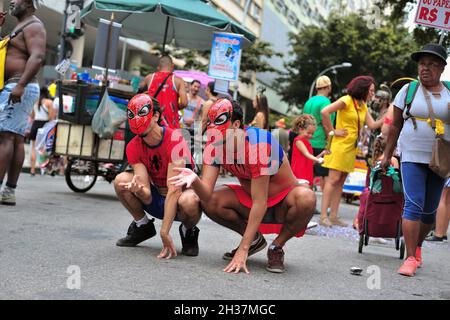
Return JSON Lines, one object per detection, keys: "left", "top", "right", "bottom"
{"left": 415, "top": 0, "right": 450, "bottom": 31}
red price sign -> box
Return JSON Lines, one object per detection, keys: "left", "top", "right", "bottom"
{"left": 415, "top": 0, "right": 450, "bottom": 31}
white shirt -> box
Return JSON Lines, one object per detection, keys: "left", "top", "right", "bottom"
{"left": 394, "top": 83, "right": 450, "bottom": 164}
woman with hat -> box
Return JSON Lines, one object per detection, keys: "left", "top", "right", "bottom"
{"left": 382, "top": 43, "right": 450, "bottom": 277}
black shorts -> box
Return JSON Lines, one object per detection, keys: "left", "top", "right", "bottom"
{"left": 29, "top": 120, "right": 47, "bottom": 141}
{"left": 313, "top": 148, "right": 329, "bottom": 177}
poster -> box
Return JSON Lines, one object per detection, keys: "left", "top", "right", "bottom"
{"left": 415, "top": 0, "right": 450, "bottom": 31}
{"left": 208, "top": 32, "right": 243, "bottom": 82}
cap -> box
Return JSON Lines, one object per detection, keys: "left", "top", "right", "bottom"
{"left": 275, "top": 118, "right": 286, "bottom": 128}
{"left": 411, "top": 43, "right": 447, "bottom": 65}
{"left": 316, "top": 75, "right": 332, "bottom": 89}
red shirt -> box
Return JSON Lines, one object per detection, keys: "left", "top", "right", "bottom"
{"left": 126, "top": 127, "right": 192, "bottom": 188}
{"left": 148, "top": 72, "right": 180, "bottom": 129}
{"left": 291, "top": 136, "right": 313, "bottom": 185}
{"left": 203, "top": 127, "right": 284, "bottom": 180}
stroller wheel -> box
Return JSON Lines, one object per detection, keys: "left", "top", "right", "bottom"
{"left": 358, "top": 235, "right": 364, "bottom": 253}
{"left": 399, "top": 239, "right": 405, "bottom": 259}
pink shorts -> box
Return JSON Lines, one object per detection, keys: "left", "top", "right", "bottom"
{"left": 225, "top": 184, "right": 305, "bottom": 238}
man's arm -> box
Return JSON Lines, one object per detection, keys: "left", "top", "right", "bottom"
{"left": 158, "top": 160, "right": 185, "bottom": 259}
{"left": 200, "top": 100, "right": 213, "bottom": 134}
{"left": 176, "top": 77, "right": 188, "bottom": 109}
{"left": 138, "top": 74, "right": 152, "bottom": 93}
{"left": 224, "top": 175, "right": 269, "bottom": 274}
{"left": 169, "top": 164, "right": 220, "bottom": 203}
{"left": 18, "top": 22, "right": 46, "bottom": 86}
{"left": 128, "top": 163, "right": 152, "bottom": 204}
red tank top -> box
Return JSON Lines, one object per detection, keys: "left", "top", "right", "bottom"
{"left": 148, "top": 71, "right": 180, "bottom": 129}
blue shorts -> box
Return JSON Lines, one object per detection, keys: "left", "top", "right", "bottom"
{"left": 401, "top": 162, "right": 445, "bottom": 224}
{"left": 0, "top": 82, "right": 40, "bottom": 136}
{"left": 142, "top": 184, "right": 181, "bottom": 221}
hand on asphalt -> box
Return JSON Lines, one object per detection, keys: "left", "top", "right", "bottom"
{"left": 223, "top": 248, "right": 249, "bottom": 274}
{"left": 157, "top": 233, "right": 177, "bottom": 260}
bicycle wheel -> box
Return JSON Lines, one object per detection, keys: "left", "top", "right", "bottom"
{"left": 65, "top": 159, "right": 98, "bottom": 193}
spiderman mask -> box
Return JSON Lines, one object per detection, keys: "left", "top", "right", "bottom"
{"left": 206, "top": 99, "right": 233, "bottom": 144}
{"left": 127, "top": 94, "right": 155, "bottom": 136}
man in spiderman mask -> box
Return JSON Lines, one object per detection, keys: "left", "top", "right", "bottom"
{"left": 114, "top": 94, "right": 201, "bottom": 259}
{"left": 169, "top": 98, "right": 315, "bottom": 273}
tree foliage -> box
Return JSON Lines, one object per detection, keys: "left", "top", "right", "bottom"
{"left": 148, "top": 40, "right": 282, "bottom": 84}
{"left": 375, "top": 0, "right": 449, "bottom": 47}
{"left": 276, "top": 12, "right": 419, "bottom": 108}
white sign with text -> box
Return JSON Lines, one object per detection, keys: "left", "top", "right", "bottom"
{"left": 415, "top": 0, "right": 450, "bottom": 31}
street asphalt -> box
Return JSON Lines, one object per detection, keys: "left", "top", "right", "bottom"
{"left": 1, "top": 174, "right": 449, "bottom": 300}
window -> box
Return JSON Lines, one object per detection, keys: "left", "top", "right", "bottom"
{"left": 252, "top": 3, "right": 261, "bottom": 21}
{"left": 288, "top": 12, "right": 299, "bottom": 28}
{"left": 274, "top": 0, "right": 287, "bottom": 14}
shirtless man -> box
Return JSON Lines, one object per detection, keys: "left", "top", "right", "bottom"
{"left": 170, "top": 99, "right": 315, "bottom": 273}
{"left": 0, "top": 0, "right": 46, "bottom": 206}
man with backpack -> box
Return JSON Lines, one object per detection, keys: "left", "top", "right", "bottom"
{"left": 141, "top": 55, "right": 188, "bottom": 129}
{"left": 0, "top": 0, "right": 46, "bottom": 206}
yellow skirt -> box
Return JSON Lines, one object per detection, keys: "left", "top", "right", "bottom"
{"left": 322, "top": 136, "right": 357, "bottom": 173}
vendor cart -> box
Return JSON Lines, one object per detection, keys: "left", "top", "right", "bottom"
{"left": 54, "top": 80, "right": 135, "bottom": 193}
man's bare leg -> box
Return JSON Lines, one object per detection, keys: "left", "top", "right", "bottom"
{"left": 0, "top": 132, "right": 15, "bottom": 184}
{"left": 177, "top": 189, "right": 202, "bottom": 256}
{"left": 114, "top": 172, "right": 156, "bottom": 247}
{"left": 201, "top": 186, "right": 250, "bottom": 236}
{"left": 273, "top": 186, "right": 315, "bottom": 247}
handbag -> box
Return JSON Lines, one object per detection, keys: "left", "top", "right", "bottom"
{"left": 422, "top": 85, "right": 450, "bottom": 178}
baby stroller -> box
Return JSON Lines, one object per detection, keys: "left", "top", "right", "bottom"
{"left": 357, "top": 166, "right": 405, "bottom": 259}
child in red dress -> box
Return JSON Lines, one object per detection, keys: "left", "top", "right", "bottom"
{"left": 291, "top": 115, "right": 329, "bottom": 187}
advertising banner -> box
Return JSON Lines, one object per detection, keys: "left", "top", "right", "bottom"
{"left": 208, "top": 32, "right": 243, "bottom": 82}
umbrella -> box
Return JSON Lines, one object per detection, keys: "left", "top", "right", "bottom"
{"left": 81, "top": 0, "right": 256, "bottom": 51}
{"left": 173, "top": 70, "right": 213, "bottom": 87}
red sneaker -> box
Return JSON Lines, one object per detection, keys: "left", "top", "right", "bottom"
{"left": 415, "top": 247, "right": 422, "bottom": 268}
{"left": 398, "top": 257, "right": 418, "bottom": 277}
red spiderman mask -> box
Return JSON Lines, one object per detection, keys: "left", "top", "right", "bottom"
{"left": 127, "top": 94, "right": 155, "bottom": 136}
{"left": 206, "top": 98, "right": 233, "bottom": 144}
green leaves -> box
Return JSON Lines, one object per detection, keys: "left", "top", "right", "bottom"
{"left": 277, "top": 11, "right": 419, "bottom": 108}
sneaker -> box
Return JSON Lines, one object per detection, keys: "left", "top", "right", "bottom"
{"left": 223, "top": 232, "right": 267, "bottom": 260}
{"left": 398, "top": 257, "right": 418, "bottom": 277}
{"left": 329, "top": 217, "right": 348, "bottom": 227}
{"left": 307, "top": 221, "right": 318, "bottom": 229}
{"left": 425, "top": 235, "right": 448, "bottom": 243}
{"left": 319, "top": 217, "right": 332, "bottom": 228}
{"left": 116, "top": 219, "right": 156, "bottom": 247}
{"left": 1, "top": 187, "right": 16, "bottom": 206}
{"left": 415, "top": 247, "right": 422, "bottom": 268}
{"left": 266, "top": 246, "right": 285, "bottom": 273}
{"left": 179, "top": 224, "right": 200, "bottom": 256}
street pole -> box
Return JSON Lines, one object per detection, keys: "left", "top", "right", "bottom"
{"left": 58, "top": 0, "right": 70, "bottom": 77}
{"left": 309, "top": 63, "right": 352, "bottom": 99}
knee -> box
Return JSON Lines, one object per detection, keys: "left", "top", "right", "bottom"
{"left": 114, "top": 173, "right": 131, "bottom": 192}
{"left": 178, "top": 192, "right": 200, "bottom": 215}
{"left": 201, "top": 192, "right": 222, "bottom": 217}
{"left": 294, "top": 187, "right": 316, "bottom": 217}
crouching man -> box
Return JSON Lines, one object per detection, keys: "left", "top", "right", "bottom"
{"left": 170, "top": 99, "right": 315, "bottom": 273}
{"left": 114, "top": 94, "right": 201, "bottom": 258}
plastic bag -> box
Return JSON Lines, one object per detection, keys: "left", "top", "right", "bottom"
{"left": 35, "top": 120, "right": 57, "bottom": 156}
{"left": 91, "top": 89, "right": 127, "bottom": 139}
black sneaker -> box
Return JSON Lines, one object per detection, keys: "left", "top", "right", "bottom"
{"left": 116, "top": 219, "right": 156, "bottom": 247}
{"left": 425, "top": 235, "right": 448, "bottom": 243}
{"left": 222, "top": 232, "right": 267, "bottom": 260}
{"left": 179, "top": 224, "right": 200, "bottom": 256}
